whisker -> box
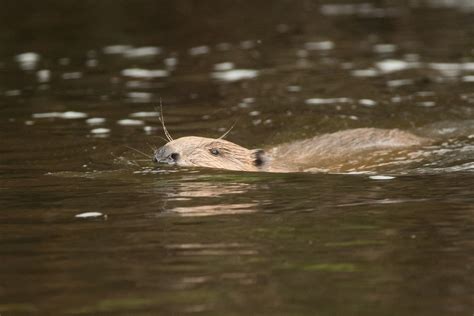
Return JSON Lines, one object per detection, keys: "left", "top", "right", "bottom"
{"left": 125, "top": 145, "right": 152, "bottom": 159}
{"left": 218, "top": 119, "right": 239, "bottom": 139}
{"left": 156, "top": 98, "right": 174, "bottom": 142}
{"left": 146, "top": 142, "right": 158, "bottom": 152}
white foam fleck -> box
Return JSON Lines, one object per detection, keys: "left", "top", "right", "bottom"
{"left": 15, "top": 52, "right": 40, "bottom": 70}
{"left": 86, "top": 59, "right": 98, "bottom": 68}
{"left": 75, "top": 212, "right": 105, "bottom": 218}
{"left": 376, "top": 59, "right": 418, "bottom": 73}
{"left": 240, "top": 40, "right": 256, "bottom": 49}
{"left": 387, "top": 79, "right": 414, "bottom": 87}
{"left": 304, "top": 41, "right": 334, "bottom": 51}
{"left": 416, "top": 101, "right": 436, "bottom": 107}
{"left": 124, "top": 46, "right": 161, "bottom": 58}
{"left": 373, "top": 44, "right": 397, "bottom": 53}
{"left": 121, "top": 68, "right": 168, "bottom": 78}
{"left": 4, "top": 90, "right": 21, "bottom": 97}
{"left": 58, "top": 57, "right": 70, "bottom": 66}
{"left": 61, "top": 111, "right": 88, "bottom": 119}
{"left": 429, "top": 62, "right": 474, "bottom": 77}
{"left": 33, "top": 111, "right": 88, "bottom": 119}
{"left": 103, "top": 45, "right": 133, "bottom": 54}
{"left": 117, "top": 119, "right": 144, "bottom": 126}
{"left": 62, "top": 72, "right": 82, "bottom": 80}
{"left": 305, "top": 97, "right": 352, "bottom": 105}
{"left": 127, "top": 92, "right": 152, "bottom": 101}
{"left": 212, "top": 69, "right": 258, "bottom": 82}
{"left": 164, "top": 57, "right": 178, "bottom": 68}
{"left": 37, "top": 69, "right": 51, "bottom": 83}
{"left": 359, "top": 99, "right": 377, "bottom": 107}
{"left": 462, "top": 75, "right": 474, "bottom": 82}
{"left": 189, "top": 45, "right": 210, "bottom": 56}
{"left": 130, "top": 111, "right": 158, "bottom": 118}
{"left": 369, "top": 175, "right": 395, "bottom": 180}
{"left": 214, "top": 62, "right": 234, "bottom": 71}
{"left": 249, "top": 111, "right": 260, "bottom": 116}
{"left": 86, "top": 117, "right": 106, "bottom": 125}
{"left": 287, "top": 85, "right": 302, "bottom": 92}
{"left": 351, "top": 68, "right": 379, "bottom": 77}
{"left": 91, "top": 128, "right": 110, "bottom": 134}
{"left": 144, "top": 126, "right": 156, "bottom": 134}
{"left": 216, "top": 42, "right": 232, "bottom": 51}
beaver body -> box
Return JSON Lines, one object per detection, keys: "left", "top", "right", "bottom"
{"left": 153, "top": 128, "right": 431, "bottom": 173}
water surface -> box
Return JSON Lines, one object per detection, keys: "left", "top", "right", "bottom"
{"left": 1, "top": 1, "right": 474, "bottom": 315}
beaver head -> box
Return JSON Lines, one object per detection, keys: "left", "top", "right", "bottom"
{"left": 153, "top": 136, "right": 267, "bottom": 172}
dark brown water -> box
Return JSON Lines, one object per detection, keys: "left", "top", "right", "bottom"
{"left": 1, "top": 1, "right": 474, "bottom": 315}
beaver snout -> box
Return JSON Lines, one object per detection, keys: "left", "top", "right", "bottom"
{"left": 153, "top": 147, "right": 180, "bottom": 165}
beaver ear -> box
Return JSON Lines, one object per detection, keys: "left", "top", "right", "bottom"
{"left": 251, "top": 149, "right": 267, "bottom": 167}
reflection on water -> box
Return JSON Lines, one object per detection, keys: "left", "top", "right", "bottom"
{"left": 1, "top": 0, "right": 474, "bottom": 315}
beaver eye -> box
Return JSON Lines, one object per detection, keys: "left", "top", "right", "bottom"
{"left": 209, "top": 148, "right": 220, "bottom": 156}
{"left": 170, "top": 153, "right": 179, "bottom": 161}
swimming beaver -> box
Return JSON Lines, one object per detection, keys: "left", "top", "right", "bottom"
{"left": 153, "top": 127, "right": 431, "bottom": 173}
